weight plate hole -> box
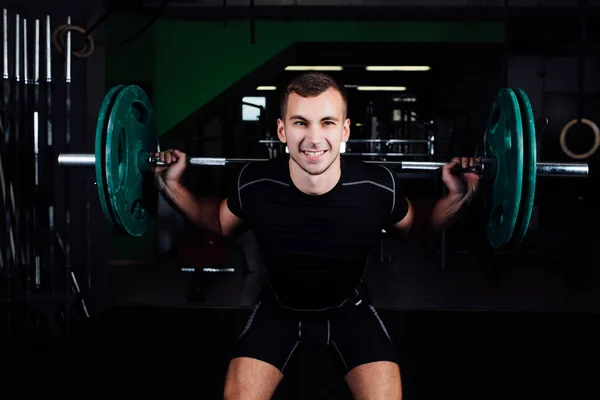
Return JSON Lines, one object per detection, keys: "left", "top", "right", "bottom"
{"left": 131, "top": 199, "right": 147, "bottom": 220}
{"left": 132, "top": 101, "right": 148, "bottom": 125}
{"left": 489, "top": 107, "right": 502, "bottom": 135}
{"left": 492, "top": 204, "right": 504, "bottom": 228}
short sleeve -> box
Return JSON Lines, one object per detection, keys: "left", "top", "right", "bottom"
{"left": 386, "top": 169, "right": 410, "bottom": 226}
{"left": 225, "top": 165, "right": 248, "bottom": 220}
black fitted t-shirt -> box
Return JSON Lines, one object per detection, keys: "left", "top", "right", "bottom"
{"left": 227, "top": 156, "right": 409, "bottom": 310}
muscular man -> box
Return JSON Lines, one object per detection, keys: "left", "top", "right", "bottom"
{"left": 153, "top": 72, "right": 480, "bottom": 399}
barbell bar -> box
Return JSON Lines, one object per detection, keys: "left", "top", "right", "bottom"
{"left": 55, "top": 84, "right": 590, "bottom": 249}
{"left": 57, "top": 153, "right": 588, "bottom": 178}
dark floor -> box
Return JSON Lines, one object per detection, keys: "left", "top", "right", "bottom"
{"left": 2, "top": 305, "right": 600, "bottom": 399}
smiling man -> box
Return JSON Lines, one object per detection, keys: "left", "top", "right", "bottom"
{"left": 152, "top": 72, "right": 479, "bottom": 399}
{"left": 281, "top": 76, "right": 350, "bottom": 190}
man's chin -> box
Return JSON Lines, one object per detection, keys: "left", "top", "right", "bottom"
{"left": 303, "top": 165, "right": 328, "bottom": 176}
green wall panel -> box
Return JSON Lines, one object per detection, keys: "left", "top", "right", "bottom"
{"left": 154, "top": 20, "right": 503, "bottom": 134}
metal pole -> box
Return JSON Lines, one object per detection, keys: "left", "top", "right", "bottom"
{"left": 24, "top": 17, "right": 36, "bottom": 292}
{"left": 58, "top": 153, "right": 95, "bottom": 165}
{"left": 0, "top": 7, "right": 13, "bottom": 349}
{"left": 56, "top": 154, "right": 590, "bottom": 178}
{"left": 536, "top": 162, "right": 589, "bottom": 177}
{"left": 34, "top": 19, "right": 41, "bottom": 293}
{"left": 46, "top": 14, "right": 55, "bottom": 295}
{"left": 259, "top": 139, "right": 432, "bottom": 144}
{"left": 2, "top": 9, "right": 6, "bottom": 81}
{"left": 34, "top": 20, "right": 39, "bottom": 86}
{"left": 64, "top": 15, "right": 72, "bottom": 335}
{"left": 1, "top": 9, "right": 13, "bottom": 274}
{"left": 34, "top": 112, "right": 40, "bottom": 290}
{"left": 14, "top": 13, "right": 21, "bottom": 273}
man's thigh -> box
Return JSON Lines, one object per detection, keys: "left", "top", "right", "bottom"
{"left": 224, "top": 357, "right": 284, "bottom": 400}
{"left": 344, "top": 361, "right": 402, "bottom": 400}
{"left": 327, "top": 298, "right": 401, "bottom": 397}
{"left": 230, "top": 298, "right": 302, "bottom": 375}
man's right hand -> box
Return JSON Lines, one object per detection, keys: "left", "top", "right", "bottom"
{"left": 152, "top": 149, "right": 187, "bottom": 190}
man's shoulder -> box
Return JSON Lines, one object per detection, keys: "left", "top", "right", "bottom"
{"left": 237, "top": 156, "right": 290, "bottom": 187}
{"left": 342, "top": 157, "right": 395, "bottom": 187}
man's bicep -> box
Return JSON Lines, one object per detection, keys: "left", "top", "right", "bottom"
{"left": 380, "top": 166, "right": 413, "bottom": 236}
{"left": 219, "top": 198, "right": 244, "bottom": 236}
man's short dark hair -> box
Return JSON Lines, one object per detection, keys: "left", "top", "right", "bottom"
{"left": 280, "top": 72, "right": 347, "bottom": 119}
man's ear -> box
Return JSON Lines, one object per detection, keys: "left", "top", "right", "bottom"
{"left": 277, "top": 118, "right": 286, "bottom": 143}
{"left": 342, "top": 118, "right": 351, "bottom": 142}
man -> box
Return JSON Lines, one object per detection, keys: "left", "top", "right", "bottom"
{"left": 152, "top": 72, "right": 480, "bottom": 399}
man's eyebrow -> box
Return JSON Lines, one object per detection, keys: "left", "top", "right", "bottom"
{"left": 288, "top": 115, "right": 340, "bottom": 122}
{"left": 289, "top": 115, "right": 308, "bottom": 121}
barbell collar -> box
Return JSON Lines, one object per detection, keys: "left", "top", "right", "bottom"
{"left": 57, "top": 153, "right": 95, "bottom": 167}
{"left": 536, "top": 162, "right": 589, "bottom": 177}
{"left": 57, "top": 153, "right": 589, "bottom": 178}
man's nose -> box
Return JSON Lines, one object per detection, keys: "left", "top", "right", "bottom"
{"left": 305, "top": 126, "right": 322, "bottom": 142}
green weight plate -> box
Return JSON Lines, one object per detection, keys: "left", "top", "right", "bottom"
{"left": 104, "top": 85, "right": 158, "bottom": 236}
{"left": 511, "top": 88, "right": 537, "bottom": 245}
{"left": 484, "top": 88, "right": 523, "bottom": 249}
{"left": 95, "top": 85, "right": 126, "bottom": 233}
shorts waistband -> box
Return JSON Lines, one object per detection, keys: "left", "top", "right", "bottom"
{"left": 258, "top": 281, "right": 372, "bottom": 314}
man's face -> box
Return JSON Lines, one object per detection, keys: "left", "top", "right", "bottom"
{"left": 277, "top": 88, "right": 350, "bottom": 176}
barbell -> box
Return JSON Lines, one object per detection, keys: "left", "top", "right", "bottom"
{"left": 57, "top": 85, "right": 589, "bottom": 249}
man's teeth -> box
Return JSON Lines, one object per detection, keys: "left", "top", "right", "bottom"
{"left": 304, "top": 150, "right": 325, "bottom": 156}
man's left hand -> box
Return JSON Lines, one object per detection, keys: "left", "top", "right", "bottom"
{"left": 442, "top": 156, "right": 481, "bottom": 201}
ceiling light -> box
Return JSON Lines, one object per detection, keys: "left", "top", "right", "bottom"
{"left": 366, "top": 66, "right": 430, "bottom": 71}
{"left": 356, "top": 86, "right": 406, "bottom": 91}
{"left": 393, "top": 97, "right": 417, "bottom": 102}
{"left": 285, "top": 66, "right": 343, "bottom": 71}
{"left": 256, "top": 86, "right": 277, "bottom": 90}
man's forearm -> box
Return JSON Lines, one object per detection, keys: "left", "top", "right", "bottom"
{"left": 430, "top": 192, "right": 471, "bottom": 233}
{"left": 160, "top": 181, "right": 224, "bottom": 235}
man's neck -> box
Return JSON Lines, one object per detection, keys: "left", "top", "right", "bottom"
{"left": 289, "top": 158, "right": 341, "bottom": 196}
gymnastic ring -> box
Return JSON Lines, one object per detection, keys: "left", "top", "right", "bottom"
{"left": 52, "top": 24, "right": 95, "bottom": 59}
{"left": 559, "top": 118, "right": 600, "bottom": 160}
{"left": 53, "top": 25, "right": 95, "bottom": 58}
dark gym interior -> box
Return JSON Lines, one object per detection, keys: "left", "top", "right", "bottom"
{"left": 1, "top": 0, "right": 600, "bottom": 398}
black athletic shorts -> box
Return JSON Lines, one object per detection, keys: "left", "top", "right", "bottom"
{"left": 231, "top": 282, "right": 398, "bottom": 376}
